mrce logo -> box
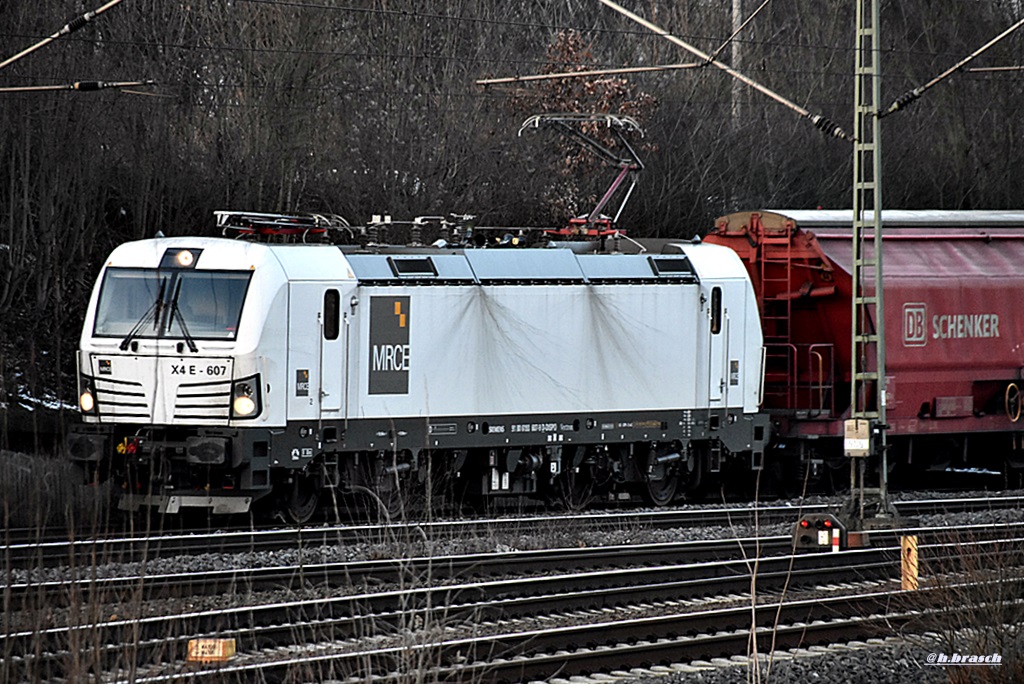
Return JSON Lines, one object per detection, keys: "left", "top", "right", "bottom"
{"left": 368, "top": 296, "right": 410, "bottom": 395}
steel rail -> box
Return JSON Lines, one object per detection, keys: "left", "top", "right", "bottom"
{"left": 7, "top": 553, "right": 889, "bottom": 678}
{"left": 11, "top": 516, "right": 1024, "bottom": 606}
{"left": 7, "top": 533, "right": 1024, "bottom": 680}
{"left": 5, "top": 493, "right": 1021, "bottom": 569}
{"left": 120, "top": 575, "right": 1024, "bottom": 682}
{"left": 4, "top": 535, "right": 793, "bottom": 604}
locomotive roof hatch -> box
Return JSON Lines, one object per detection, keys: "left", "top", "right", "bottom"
{"left": 343, "top": 248, "right": 709, "bottom": 286}
{"left": 345, "top": 254, "right": 476, "bottom": 283}
{"left": 465, "top": 249, "right": 587, "bottom": 283}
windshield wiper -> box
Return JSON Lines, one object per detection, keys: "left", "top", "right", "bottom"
{"left": 119, "top": 278, "right": 166, "bottom": 351}
{"left": 166, "top": 278, "right": 198, "bottom": 353}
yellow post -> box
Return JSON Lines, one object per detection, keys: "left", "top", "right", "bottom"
{"left": 901, "top": 535, "right": 919, "bottom": 590}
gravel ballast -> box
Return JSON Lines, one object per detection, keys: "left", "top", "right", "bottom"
{"left": 593, "top": 638, "right": 969, "bottom": 684}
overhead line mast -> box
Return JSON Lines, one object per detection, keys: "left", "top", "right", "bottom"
{"left": 846, "top": 0, "right": 895, "bottom": 527}
{"left": 844, "top": 4, "right": 1024, "bottom": 531}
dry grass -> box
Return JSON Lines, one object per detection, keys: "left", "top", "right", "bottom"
{"left": 902, "top": 529, "right": 1024, "bottom": 684}
{"left": 0, "top": 449, "right": 111, "bottom": 531}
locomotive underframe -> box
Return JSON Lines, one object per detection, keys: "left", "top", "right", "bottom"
{"left": 68, "top": 406, "right": 769, "bottom": 517}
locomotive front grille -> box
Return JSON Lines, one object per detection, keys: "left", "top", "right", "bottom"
{"left": 86, "top": 355, "right": 236, "bottom": 424}
{"left": 94, "top": 376, "right": 149, "bottom": 419}
{"left": 174, "top": 379, "right": 232, "bottom": 421}
{"left": 91, "top": 375, "right": 233, "bottom": 423}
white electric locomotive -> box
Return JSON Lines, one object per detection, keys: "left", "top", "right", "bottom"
{"left": 68, "top": 213, "right": 768, "bottom": 521}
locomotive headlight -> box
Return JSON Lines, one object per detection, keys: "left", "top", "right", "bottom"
{"left": 78, "top": 376, "right": 97, "bottom": 415}
{"left": 176, "top": 249, "right": 195, "bottom": 267}
{"left": 230, "top": 374, "right": 262, "bottom": 419}
{"left": 233, "top": 393, "right": 256, "bottom": 416}
{"left": 79, "top": 390, "right": 95, "bottom": 414}
{"left": 159, "top": 248, "right": 203, "bottom": 269}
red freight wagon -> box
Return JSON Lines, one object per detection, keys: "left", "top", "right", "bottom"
{"left": 707, "top": 209, "right": 1024, "bottom": 480}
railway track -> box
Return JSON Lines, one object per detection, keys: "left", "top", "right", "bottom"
{"left": 128, "top": 586, "right": 946, "bottom": 683}
{"left": 4, "top": 525, "right": 1023, "bottom": 682}
{"left": 6, "top": 518, "right": 1024, "bottom": 607}
{"left": 5, "top": 492, "right": 1023, "bottom": 570}
{"left": 6, "top": 535, "right": 793, "bottom": 606}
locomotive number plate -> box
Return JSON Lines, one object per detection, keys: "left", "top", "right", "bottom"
{"left": 169, "top": 363, "right": 229, "bottom": 377}
{"left": 162, "top": 357, "right": 233, "bottom": 379}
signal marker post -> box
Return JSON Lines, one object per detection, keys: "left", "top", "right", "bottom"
{"left": 901, "top": 535, "right": 919, "bottom": 590}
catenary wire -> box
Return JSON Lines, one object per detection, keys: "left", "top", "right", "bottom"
{"left": 596, "top": 0, "right": 851, "bottom": 141}
{"left": 879, "top": 15, "right": 1024, "bottom": 117}
{"left": 706, "top": 0, "right": 775, "bottom": 65}
{"left": 0, "top": 0, "right": 126, "bottom": 72}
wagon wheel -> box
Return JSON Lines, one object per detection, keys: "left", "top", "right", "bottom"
{"left": 280, "top": 467, "right": 323, "bottom": 525}
{"left": 643, "top": 446, "right": 681, "bottom": 507}
{"left": 1007, "top": 383, "right": 1022, "bottom": 423}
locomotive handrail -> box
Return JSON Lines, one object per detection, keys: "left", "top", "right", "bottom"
{"left": 763, "top": 342, "right": 797, "bottom": 408}
{"left": 811, "top": 349, "right": 826, "bottom": 414}
{"left": 763, "top": 342, "right": 837, "bottom": 416}
{"left": 808, "top": 344, "right": 836, "bottom": 418}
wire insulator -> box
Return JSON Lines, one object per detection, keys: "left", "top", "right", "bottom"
{"left": 809, "top": 114, "right": 850, "bottom": 141}
{"left": 61, "top": 13, "right": 94, "bottom": 36}
{"left": 879, "top": 89, "right": 922, "bottom": 118}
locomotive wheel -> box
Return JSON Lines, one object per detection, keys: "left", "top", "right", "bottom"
{"left": 643, "top": 446, "right": 681, "bottom": 506}
{"left": 281, "top": 468, "right": 323, "bottom": 525}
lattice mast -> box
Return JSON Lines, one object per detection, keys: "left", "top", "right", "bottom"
{"left": 849, "top": 0, "right": 890, "bottom": 518}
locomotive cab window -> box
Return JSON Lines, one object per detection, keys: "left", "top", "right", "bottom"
{"left": 324, "top": 289, "right": 340, "bottom": 340}
{"left": 93, "top": 267, "right": 252, "bottom": 341}
{"left": 710, "top": 287, "right": 722, "bottom": 334}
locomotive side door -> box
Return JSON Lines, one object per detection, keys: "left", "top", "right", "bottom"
{"left": 287, "top": 283, "right": 344, "bottom": 418}
{"left": 707, "top": 284, "right": 727, "bottom": 406}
